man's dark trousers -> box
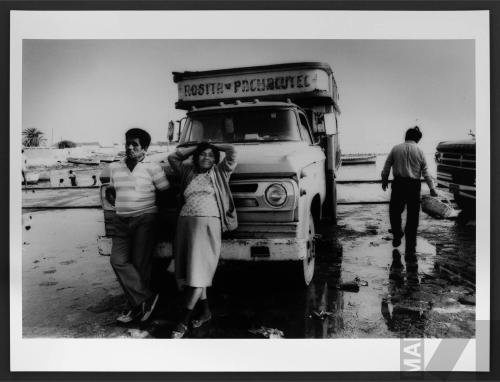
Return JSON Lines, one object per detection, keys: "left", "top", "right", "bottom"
{"left": 110, "top": 213, "right": 157, "bottom": 308}
{"left": 389, "top": 177, "right": 421, "bottom": 251}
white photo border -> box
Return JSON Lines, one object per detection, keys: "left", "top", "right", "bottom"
{"left": 10, "top": 10, "right": 490, "bottom": 372}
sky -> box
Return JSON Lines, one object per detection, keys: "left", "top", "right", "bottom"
{"left": 22, "top": 39, "right": 475, "bottom": 153}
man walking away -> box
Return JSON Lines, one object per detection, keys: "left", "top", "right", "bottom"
{"left": 381, "top": 126, "right": 438, "bottom": 253}
{"left": 107, "top": 128, "right": 170, "bottom": 323}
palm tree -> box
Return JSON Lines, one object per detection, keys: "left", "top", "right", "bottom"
{"left": 22, "top": 127, "right": 46, "bottom": 147}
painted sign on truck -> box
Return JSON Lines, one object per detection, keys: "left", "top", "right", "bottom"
{"left": 178, "top": 69, "right": 330, "bottom": 101}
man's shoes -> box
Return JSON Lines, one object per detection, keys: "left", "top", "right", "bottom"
{"left": 116, "top": 306, "right": 142, "bottom": 324}
{"left": 140, "top": 293, "right": 160, "bottom": 322}
{"left": 392, "top": 232, "right": 404, "bottom": 247}
{"left": 192, "top": 313, "right": 212, "bottom": 328}
{"left": 171, "top": 323, "right": 188, "bottom": 339}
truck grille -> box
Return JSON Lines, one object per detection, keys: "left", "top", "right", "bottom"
{"left": 435, "top": 149, "right": 476, "bottom": 191}
{"left": 230, "top": 183, "right": 259, "bottom": 193}
{"left": 436, "top": 152, "right": 475, "bottom": 169}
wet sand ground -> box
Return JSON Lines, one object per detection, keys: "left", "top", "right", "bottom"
{"left": 21, "top": 204, "right": 475, "bottom": 339}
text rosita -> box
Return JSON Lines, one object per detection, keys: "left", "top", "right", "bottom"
{"left": 183, "top": 74, "right": 313, "bottom": 98}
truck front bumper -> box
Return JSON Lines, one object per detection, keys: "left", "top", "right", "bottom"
{"left": 97, "top": 236, "right": 307, "bottom": 262}
{"left": 436, "top": 179, "right": 476, "bottom": 199}
{"left": 220, "top": 238, "right": 307, "bottom": 261}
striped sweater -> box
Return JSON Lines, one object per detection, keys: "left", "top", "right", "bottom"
{"left": 110, "top": 159, "right": 170, "bottom": 217}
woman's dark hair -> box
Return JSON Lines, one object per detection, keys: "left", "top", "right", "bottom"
{"left": 405, "top": 126, "right": 423, "bottom": 143}
{"left": 125, "top": 128, "right": 151, "bottom": 150}
{"left": 192, "top": 142, "right": 220, "bottom": 170}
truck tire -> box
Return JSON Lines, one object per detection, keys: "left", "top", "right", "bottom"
{"left": 291, "top": 211, "right": 316, "bottom": 287}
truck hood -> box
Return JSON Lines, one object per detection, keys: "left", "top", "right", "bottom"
{"left": 230, "top": 142, "right": 324, "bottom": 177}
{"left": 159, "top": 142, "right": 325, "bottom": 177}
{"left": 436, "top": 139, "right": 476, "bottom": 154}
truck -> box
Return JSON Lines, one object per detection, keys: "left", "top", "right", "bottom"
{"left": 99, "top": 62, "right": 341, "bottom": 286}
{"left": 435, "top": 137, "right": 476, "bottom": 215}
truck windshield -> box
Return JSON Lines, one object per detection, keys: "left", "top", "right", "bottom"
{"left": 182, "top": 109, "right": 301, "bottom": 143}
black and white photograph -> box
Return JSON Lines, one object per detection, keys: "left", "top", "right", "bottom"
{"left": 10, "top": 10, "right": 490, "bottom": 372}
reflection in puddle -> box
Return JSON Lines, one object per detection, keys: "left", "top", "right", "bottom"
{"left": 381, "top": 249, "right": 429, "bottom": 336}
{"left": 150, "top": 225, "right": 474, "bottom": 339}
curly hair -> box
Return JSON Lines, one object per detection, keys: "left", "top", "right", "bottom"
{"left": 192, "top": 142, "right": 220, "bottom": 170}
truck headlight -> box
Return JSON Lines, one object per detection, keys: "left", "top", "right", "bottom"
{"left": 265, "top": 184, "right": 287, "bottom": 207}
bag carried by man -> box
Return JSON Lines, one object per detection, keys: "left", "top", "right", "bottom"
{"left": 421, "top": 194, "right": 459, "bottom": 219}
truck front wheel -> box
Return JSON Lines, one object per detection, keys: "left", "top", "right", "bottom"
{"left": 291, "top": 211, "right": 316, "bottom": 287}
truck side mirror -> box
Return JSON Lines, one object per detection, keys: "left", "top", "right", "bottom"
{"left": 323, "top": 114, "right": 337, "bottom": 135}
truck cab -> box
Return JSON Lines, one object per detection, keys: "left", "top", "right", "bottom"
{"left": 100, "top": 62, "right": 341, "bottom": 286}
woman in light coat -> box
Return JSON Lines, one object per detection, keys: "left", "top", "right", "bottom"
{"left": 168, "top": 142, "right": 237, "bottom": 338}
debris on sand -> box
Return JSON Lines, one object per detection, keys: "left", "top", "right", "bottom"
{"left": 310, "top": 310, "right": 334, "bottom": 320}
{"left": 248, "top": 326, "right": 284, "bottom": 339}
{"left": 60, "top": 260, "right": 76, "bottom": 265}
{"left": 458, "top": 295, "right": 476, "bottom": 306}
{"left": 393, "top": 304, "right": 427, "bottom": 318}
{"left": 340, "top": 281, "right": 359, "bottom": 292}
{"left": 339, "top": 276, "right": 368, "bottom": 292}
{"left": 127, "top": 329, "right": 152, "bottom": 339}
{"left": 39, "top": 281, "right": 58, "bottom": 287}
{"left": 56, "top": 286, "right": 74, "bottom": 291}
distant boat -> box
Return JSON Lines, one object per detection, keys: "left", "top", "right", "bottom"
{"left": 97, "top": 155, "right": 119, "bottom": 163}
{"left": 99, "top": 158, "right": 118, "bottom": 163}
{"left": 341, "top": 153, "right": 377, "bottom": 165}
{"left": 24, "top": 172, "right": 40, "bottom": 185}
{"left": 67, "top": 157, "right": 100, "bottom": 165}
